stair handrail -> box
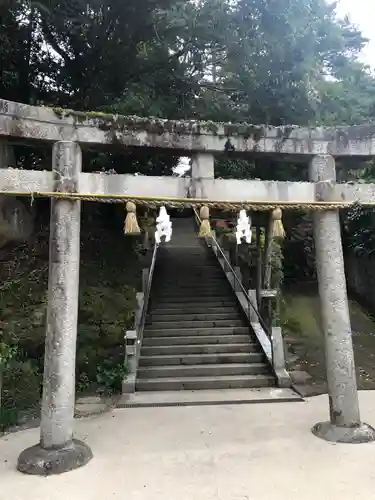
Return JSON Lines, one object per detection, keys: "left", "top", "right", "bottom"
{"left": 193, "top": 208, "right": 291, "bottom": 388}
{"left": 123, "top": 239, "right": 158, "bottom": 393}
{"left": 138, "top": 240, "right": 158, "bottom": 356}
{"left": 193, "top": 208, "right": 270, "bottom": 335}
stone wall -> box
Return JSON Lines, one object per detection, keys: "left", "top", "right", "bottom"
{"left": 0, "top": 197, "right": 34, "bottom": 248}
{"left": 0, "top": 143, "right": 34, "bottom": 247}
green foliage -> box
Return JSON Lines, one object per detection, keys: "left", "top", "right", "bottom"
{"left": 0, "top": 343, "right": 17, "bottom": 371}
{"left": 1, "top": 360, "right": 42, "bottom": 430}
{"left": 317, "top": 66, "right": 375, "bottom": 126}
{"left": 0, "top": 342, "right": 18, "bottom": 428}
{"left": 270, "top": 240, "right": 284, "bottom": 290}
{"left": 2, "top": 0, "right": 375, "bottom": 181}
{"left": 186, "top": 0, "right": 368, "bottom": 126}
{"left": 76, "top": 372, "right": 91, "bottom": 394}
{"left": 340, "top": 164, "right": 375, "bottom": 257}
{"left": 76, "top": 284, "right": 135, "bottom": 387}
{"left": 96, "top": 360, "right": 129, "bottom": 394}
{"left": 220, "top": 228, "right": 284, "bottom": 290}
{"left": 344, "top": 206, "right": 375, "bottom": 257}
{"left": 278, "top": 297, "right": 303, "bottom": 335}
{"left": 0, "top": 204, "right": 143, "bottom": 428}
{"left": 2, "top": 0, "right": 373, "bottom": 128}
{"left": 282, "top": 210, "right": 317, "bottom": 283}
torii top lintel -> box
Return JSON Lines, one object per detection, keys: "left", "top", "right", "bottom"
{"left": 1, "top": 98, "right": 375, "bottom": 157}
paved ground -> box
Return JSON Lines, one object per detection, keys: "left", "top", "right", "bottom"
{"left": 119, "top": 387, "right": 302, "bottom": 407}
{"left": 3, "top": 391, "right": 375, "bottom": 500}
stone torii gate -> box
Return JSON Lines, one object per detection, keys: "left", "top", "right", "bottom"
{"left": 1, "top": 98, "right": 375, "bottom": 475}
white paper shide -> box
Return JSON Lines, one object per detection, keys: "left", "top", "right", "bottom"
{"left": 155, "top": 206, "right": 172, "bottom": 244}
{"left": 235, "top": 210, "right": 252, "bottom": 245}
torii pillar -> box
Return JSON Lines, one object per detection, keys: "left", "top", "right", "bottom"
{"left": 17, "top": 141, "right": 93, "bottom": 474}
{"left": 309, "top": 154, "right": 375, "bottom": 443}
{"left": 190, "top": 153, "right": 215, "bottom": 198}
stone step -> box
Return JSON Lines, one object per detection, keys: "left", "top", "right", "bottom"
{"left": 152, "top": 283, "right": 229, "bottom": 291}
{"left": 157, "top": 248, "right": 212, "bottom": 251}
{"left": 137, "top": 362, "right": 269, "bottom": 379}
{"left": 153, "top": 290, "right": 231, "bottom": 298}
{"left": 158, "top": 243, "right": 206, "bottom": 247}
{"left": 152, "top": 296, "right": 234, "bottom": 304}
{"left": 150, "top": 306, "right": 239, "bottom": 315}
{"left": 159, "top": 246, "right": 205, "bottom": 250}
{"left": 156, "top": 251, "right": 213, "bottom": 255}
{"left": 146, "top": 319, "right": 245, "bottom": 330}
{"left": 147, "top": 312, "right": 241, "bottom": 322}
{"left": 154, "top": 283, "right": 225, "bottom": 290}
{"left": 142, "top": 335, "right": 251, "bottom": 346}
{"left": 119, "top": 387, "right": 302, "bottom": 407}
{"left": 151, "top": 302, "right": 238, "bottom": 310}
{"left": 139, "top": 352, "right": 264, "bottom": 367}
{"left": 157, "top": 267, "right": 219, "bottom": 272}
{"left": 140, "top": 343, "right": 259, "bottom": 356}
{"left": 153, "top": 283, "right": 226, "bottom": 289}
{"left": 158, "top": 243, "right": 205, "bottom": 247}
{"left": 150, "top": 302, "right": 236, "bottom": 310}
{"left": 154, "top": 268, "right": 220, "bottom": 275}
{"left": 155, "top": 259, "right": 218, "bottom": 264}
{"left": 155, "top": 276, "right": 225, "bottom": 282}
{"left": 156, "top": 270, "right": 222, "bottom": 276}
{"left": 144, "top": 326, "right": 250, "bottom": 337}
{"left": 152, "top": 295, "right": 231, "bottom": 302}
{"left": 151, "top": 288, "right": 235, "bottom": 302}
{"left": 132, "top": 233, "right": 275, "bottom": 396}
{"left": 157, "top": 256, "right": 216, "bottom": 261}
{"left": 157, "top": 249, "right": 213, "bottom": 254}
{"left": 156, "top": 264, "right": 218, "bottom": 268}
{"left": 158, "top": 247, "right": 207, "bottom": 251}
{"left": 154, "top": 274, "right": 226, "bottom": 284}
{"left": 156, "top": 279, "right": 223, "bottom": 285}
{"left": 155, "top": 267, "right": 219, "bottom": 271}
{"left": 135, "top": 374, "right": 275, "bottom": 392}
{"left": 153, "top": 268, "right": 222, "bottom": 274}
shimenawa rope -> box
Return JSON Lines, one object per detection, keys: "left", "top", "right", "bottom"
{"left": 0, "top": 190, "right": 368, "bottom": 211}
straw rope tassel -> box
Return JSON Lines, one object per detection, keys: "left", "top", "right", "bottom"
{"left": 124, "top": 201, "right": 141, "bottom": 235}
{"left": 198, "top": 205, "right": 212, "bottom": 237}
{"left": 271, "top": 207, "right": 285, "bottom": 239}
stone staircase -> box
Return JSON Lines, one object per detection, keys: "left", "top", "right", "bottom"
{"left": 135, "top": 217, "right": 276, "bottom": 392}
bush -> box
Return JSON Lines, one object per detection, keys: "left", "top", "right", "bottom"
{"left": 0, "top": 203, "right": 144, "bottom": 429}
{"left": 96, "top": 360, "right": 129, "bottom": 394}
{"left": 1, "top": 360, "right": 42, "bottom": 429}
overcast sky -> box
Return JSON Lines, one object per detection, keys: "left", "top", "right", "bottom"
{"left": 336, "top": 0, "right": 375, "bottom": 68}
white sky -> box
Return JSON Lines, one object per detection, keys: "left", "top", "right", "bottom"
{"left": 336, "top": 0, "right": 375, "bottom": 68}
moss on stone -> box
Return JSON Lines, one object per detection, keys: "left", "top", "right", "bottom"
{"left": 49, "top": 105, "right": 270, "bottom": 138}
{"left": 201, "top": 121, "right": 219, "bottom": 135}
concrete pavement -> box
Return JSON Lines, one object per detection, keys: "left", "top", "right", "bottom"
{"left": 2, "top": 391, "right": 375, "bottom": 500}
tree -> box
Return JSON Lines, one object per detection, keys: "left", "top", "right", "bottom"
{"left": 1, "top": 0, "right": 375, "bottom": 179}
{"left": 206, "top": 0, "right": 367, "bottom": 126}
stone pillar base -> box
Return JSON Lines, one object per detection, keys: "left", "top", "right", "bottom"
{"left": 17, "top": 439, "right": 93, "bottom": 476}
{"left": 312, "top": 421, "right": 375, "bottom": 444}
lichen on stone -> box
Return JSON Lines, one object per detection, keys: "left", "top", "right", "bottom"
{"left": 49, "top": 105, "right": 270, "bottom": 139}
{"left": 201, "top": 121, "right": 219, "bottom": 135}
